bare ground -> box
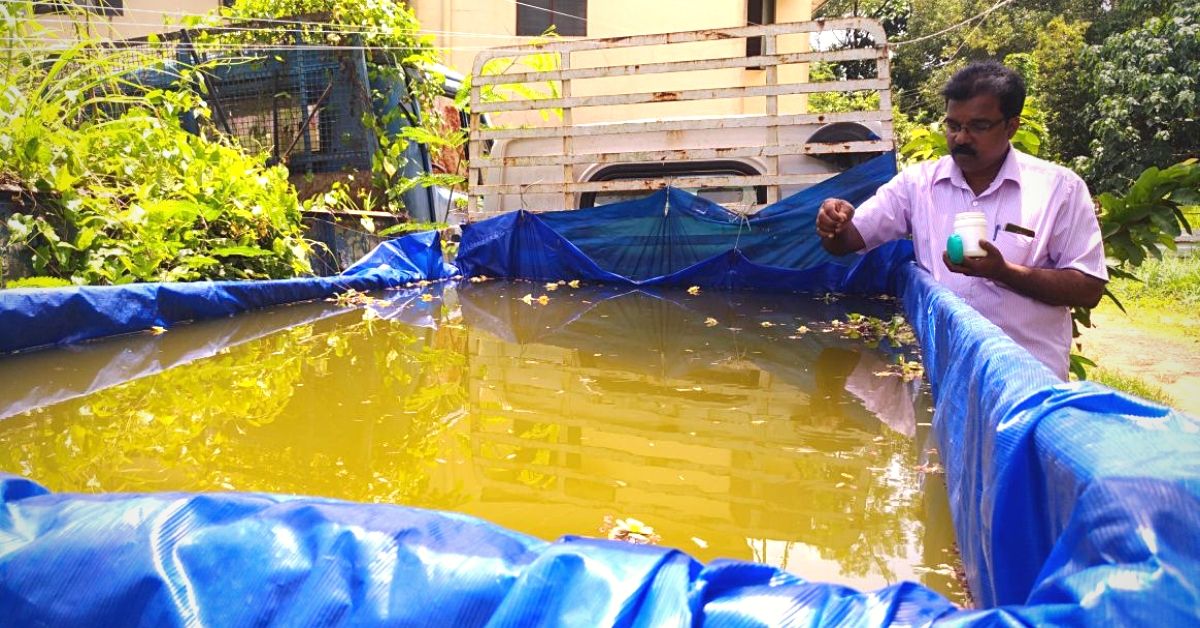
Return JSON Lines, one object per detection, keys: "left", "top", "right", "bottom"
{"left": 1077, "top": 304, "right": 1200, "bottom": 417}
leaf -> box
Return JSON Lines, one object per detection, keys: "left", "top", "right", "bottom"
{"left": 1170, "top": 187, "right": 1200, "bottom": 207}
{"left": 144, "top": 200, "right": 204, "bottom": 225}
{"left": 1069, "top": 353, "right": 1096, "bottom": 381}
{"left": 179, "top": 255, "right": 220, "bottom": 268}
{"left": 210, "top": 246, "right": 274, "bottom": 258}
{"left": 75, "top": 227, "right": 97, "bottom": 251}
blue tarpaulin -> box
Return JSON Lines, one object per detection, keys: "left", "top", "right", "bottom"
{"left": 897, "top": 262, "right": 1200, "bottom": 625}
{"left": 0, "top": 230, "right": 456, "bottom": 355}
{"left": 2, "top": 154, "right": 1199, "bottom": 625}
{"left": 456, "top": 152, "right": 901, "bottom": 291}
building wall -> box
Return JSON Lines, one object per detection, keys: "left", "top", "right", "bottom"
{"left": 33, "top": 0, "right": 221, "bottom": 40}
{"left": 412, "top": 0, "right": 818, "bottom": 123}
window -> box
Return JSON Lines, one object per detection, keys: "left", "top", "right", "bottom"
{"left": 33, "top": 0, "right": 123, "bottom": 17}
{"left": 746, "top": 0, "right": 776, "bottom": 59}
{"left": 517, "top": 0, "right": 587, "bottom": 37}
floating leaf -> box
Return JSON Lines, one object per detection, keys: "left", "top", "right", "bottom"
{"left": 704, "top": 317, "right": 719, "bottom": 327}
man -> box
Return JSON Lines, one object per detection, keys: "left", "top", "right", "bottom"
{"left": 815, "top": 61, "right": 1107, "bottom": 379}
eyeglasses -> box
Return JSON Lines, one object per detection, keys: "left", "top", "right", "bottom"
{"left": 942, "top": 118, "right": 1008, "bottom": 135}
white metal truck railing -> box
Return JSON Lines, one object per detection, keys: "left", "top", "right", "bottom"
{"left": 468, "top": 18, "right": 892, "bottom": 219}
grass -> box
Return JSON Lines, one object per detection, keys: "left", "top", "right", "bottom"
{"left": 1089, "top": 366, "right": 1177, "bottom": 406}
{"left": 1105, "top": 247, "right": 1200, "bottom": 328}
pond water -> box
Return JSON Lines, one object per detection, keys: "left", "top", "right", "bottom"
{"left": 0, "top": 281, "right": 962, "bottom": 601}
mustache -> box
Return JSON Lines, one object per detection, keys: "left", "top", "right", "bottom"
{"left": 951, "top": 145, "right": 977, "bottom": 157}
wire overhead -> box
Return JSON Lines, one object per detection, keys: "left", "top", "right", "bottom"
{"left": 890, "top": 0, "right": 1018, "bottom": 47}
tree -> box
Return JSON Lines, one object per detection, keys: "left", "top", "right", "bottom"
{"left": 818, "top": 0, "right": 1177, "bottom": 123}
{"left": 1031, "top": 16, "right": 1091, "bottom": 163}
{"left": 1076, "top": 2, "right": 1200, "bottom": 193}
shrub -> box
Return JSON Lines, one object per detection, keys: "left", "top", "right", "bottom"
{"left": 0, "top": 5, "right": 311, "bottom": 285}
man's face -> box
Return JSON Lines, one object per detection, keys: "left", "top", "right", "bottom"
{"left": 944, "top": 94, "right": 1019, "bottom": 176}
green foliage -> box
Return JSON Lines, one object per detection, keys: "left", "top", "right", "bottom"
{"left": 855, "top": 1, "right": 1176, "bottom": 121}
{"left": 1096, "top": 159, "right": 1198, "bottom": 268}
{"left": 1072, "top": 159, "right": 1197, "bottom": 377}
{"left": 899, "top": 100, "right": 1048, "bottom": 163}
{"left": 1106, "top": 248, "right": 1200, "bottom": 309}
{"left": 472, "top": 43, "right": 564, "bottom": 117}
{"left": 1032, "top": 17, "right": 1091, "bottom": 162}
{"left": 836, "top": 313, "right": 917, "bottom": 348}
{"left": 897, "top": 123, "right": 947, "bottom": 164}
{"left": 0, "top": 5, "right": 310, "bottom": 285}
{"left": 816, "top": 0, "right": 912, "bottom": 40}
{"left": 5, "top": 276, "right": 73, "bottom": 289}
{"left": 1076, "top": 2, "right": 1200, "bottom": 194}
{"left": 807, "top": 62, "right": 881, "bottom": 113}
{"left": 215, "top": 0, "right": 464, "bottom": 218}
{"left": 1068, "top": 352, "right": 1097, "bottom": 382}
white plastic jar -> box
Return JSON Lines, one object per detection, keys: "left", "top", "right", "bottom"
{"left": 953, "top": 211, "right": 989, "bottom": 258}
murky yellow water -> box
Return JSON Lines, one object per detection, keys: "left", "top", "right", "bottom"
{"left": 0, "top": 281, "right": 961, "bottom": 600}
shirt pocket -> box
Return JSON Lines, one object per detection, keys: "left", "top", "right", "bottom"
{"left": 994, "top": 231, "right": 1036, "bottom": 265}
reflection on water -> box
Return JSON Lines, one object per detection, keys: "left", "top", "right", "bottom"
{"left": 0, "top": 281, "right": 961, "bottom": 600}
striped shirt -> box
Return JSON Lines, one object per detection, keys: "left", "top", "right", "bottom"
{"left": 853, "top": 148, "right": 1108, "bottom": 379}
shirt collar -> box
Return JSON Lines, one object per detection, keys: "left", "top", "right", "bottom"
{"left": 933, "top": 144, "right": 1023, "bottom": 193}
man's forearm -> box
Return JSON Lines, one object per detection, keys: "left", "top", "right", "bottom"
{"left": 996, "top": 264, "right": 1106, "bottom": 308}
{"left": 820, "top": 222, "right": 867, "bottom": 256}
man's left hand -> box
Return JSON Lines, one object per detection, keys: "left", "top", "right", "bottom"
{"left": 942, "top": 240, "right": 1009, "bottom": 281}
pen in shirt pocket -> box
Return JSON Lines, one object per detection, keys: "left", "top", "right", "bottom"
{"left": 993, "top": 223, "right": 1036, "bottom": 240}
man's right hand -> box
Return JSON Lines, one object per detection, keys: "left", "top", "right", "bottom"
{"left": 816, "top": 198, "right": 855, "bottom": 239}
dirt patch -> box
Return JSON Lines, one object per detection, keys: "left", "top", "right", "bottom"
{"left": 1077, "top": 304, "right": 1200, "bottom": 417}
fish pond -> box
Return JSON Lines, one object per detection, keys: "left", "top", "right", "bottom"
{"left": 0, "top": 281, "right": 963, "bottom": 602}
